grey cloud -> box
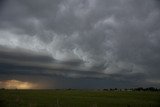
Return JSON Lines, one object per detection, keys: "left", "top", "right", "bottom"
{"left": 0, "top": 46, "right": 54, "bottom": 63}
{"left": 0, "top": 0, "right": 160, "bottom": 88}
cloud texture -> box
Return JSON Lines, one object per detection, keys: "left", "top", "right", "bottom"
{"left": 0, "top": 0, "right": 160, "bottom": 88}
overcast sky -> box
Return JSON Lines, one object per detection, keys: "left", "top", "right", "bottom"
{"left": 0, "top": 0, "right": 160, "bottom": 89}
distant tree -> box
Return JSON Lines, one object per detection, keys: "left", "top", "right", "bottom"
{"left": 67, "top": 88, "right": 71, "bottom": 90}
{"left": 110, "top": 88, "right": 113, "bottom": 91}
{"left": 0, "top": 88, "right": 5, "bottom": 90}
{"left": 147, "top": 87, "right": 157, "bottom": 91}
{"left": 103, "top": 89, "right": 108, "bottom": 91}
{"left": 134, "top": 87, "right": 144, "bottom": 91}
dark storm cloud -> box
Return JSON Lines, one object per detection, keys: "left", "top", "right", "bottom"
{"left": 0, "top": 46, "right": 54, "bottom": 63}
{"left": 0, "top": 0, "right": 160, "bottom": 88}
{"left": 0, "top": 0, "right": 6, "bottom": 8}
{"left": 0, "top": 46, "right": 103, "bottom": 79}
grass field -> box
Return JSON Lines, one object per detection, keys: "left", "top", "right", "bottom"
{"left": 0, "top": 90, "right": 160, "bottom": 107}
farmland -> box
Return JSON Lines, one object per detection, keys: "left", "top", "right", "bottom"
{"left": 0, "top": 89, "right": 160, "bottom": 107}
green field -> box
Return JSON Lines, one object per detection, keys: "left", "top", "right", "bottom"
{"left": 0, "top": 90, "right": 160, "bottom": 107}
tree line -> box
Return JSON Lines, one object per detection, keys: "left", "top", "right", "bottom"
{"left": 0, "top": 87, "right": 160, "bottom": 91}
{"left": 103, "top": 87, "right": 160, "bottom": 91}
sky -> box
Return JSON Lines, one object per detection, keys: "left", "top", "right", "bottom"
{"left": 0, "top": 0, "right": 160, "bottom": 89}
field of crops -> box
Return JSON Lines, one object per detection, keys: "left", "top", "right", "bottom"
{"left": 0, "top": 90, "right": 159, "bottom": 107}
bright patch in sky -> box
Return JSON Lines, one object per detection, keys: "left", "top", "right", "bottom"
{"left": 0, "top": 80, "right": 38, "bottom": 89}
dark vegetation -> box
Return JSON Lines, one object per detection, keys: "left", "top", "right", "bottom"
{"left": 102, "top": 87, "right": 160, "bottom": 91}
{"left": 0, "top": 88, "right": 160, "bottom": 107}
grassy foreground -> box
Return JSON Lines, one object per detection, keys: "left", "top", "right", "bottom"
{"left": 0, "top": 90, "right": 160, "bottom": 107}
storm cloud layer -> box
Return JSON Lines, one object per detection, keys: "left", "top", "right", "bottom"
{"left": 0, "top": 0, "right": 160, "bottom": 88}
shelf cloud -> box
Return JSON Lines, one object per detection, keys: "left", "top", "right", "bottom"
{"left": 0, "top": 0, "right": 160, "bottom": 88}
